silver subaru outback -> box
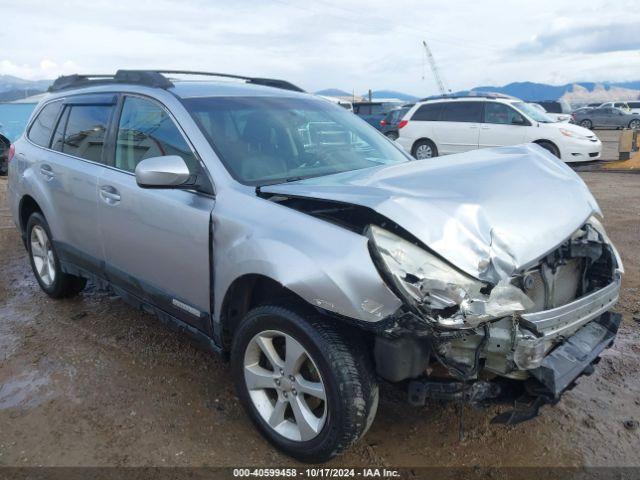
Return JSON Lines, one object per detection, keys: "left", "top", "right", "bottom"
{"left": 7, "top": 70, "right": 623, "bottom": 462}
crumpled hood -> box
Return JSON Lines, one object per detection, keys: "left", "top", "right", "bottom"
{"left": 261, "top": 144, "right": 600, "bottom": 283}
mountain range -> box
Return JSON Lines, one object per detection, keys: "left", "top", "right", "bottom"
{"left": 0, "top": 75, "right": 53, "bottom": 101}
{"left": 1, "top": 75, "right": 639, "bottom": 104}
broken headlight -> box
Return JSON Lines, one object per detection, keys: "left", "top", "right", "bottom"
{"left": 367, "top": 225, "right": 533, "bottom": 329}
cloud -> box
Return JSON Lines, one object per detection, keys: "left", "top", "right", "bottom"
{"left": 1, "top": 0, "right": 639, "bottom": 94}
{"left": 515, "top": 22, "right": 640, "bottom": 55}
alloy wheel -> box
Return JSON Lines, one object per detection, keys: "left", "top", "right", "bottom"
{"left": 30, "top": 225, "right": 56, "bottom": 286}
{"left": 243, "top": 330, "right": 327, "bottom": 442}
{"left": 415, "top": 144, "right": 433, "bottom": 159}
{"left": 630, "top": 119, "right": 640, "bottom": 130}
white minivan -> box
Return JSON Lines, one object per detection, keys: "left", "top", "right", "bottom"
{"left": 396, "top": 95, "right": 602, "bottom": 163}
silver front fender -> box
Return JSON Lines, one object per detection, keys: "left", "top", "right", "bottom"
{"left": 212, "top": 188, "right": 402, "bottom": 324}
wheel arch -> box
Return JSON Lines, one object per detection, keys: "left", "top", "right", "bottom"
{"left": 19, "top": 194, "right": 43, "bottom": 238}
{"left": 532, "top": 139, "right": 560, "bottom": 157}
{"left": 218, "top": 273, "right": 306, "bottom": 351}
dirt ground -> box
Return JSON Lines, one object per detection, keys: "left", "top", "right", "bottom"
{"left": 0, "top": 172, "right": 639, "bottom": 469}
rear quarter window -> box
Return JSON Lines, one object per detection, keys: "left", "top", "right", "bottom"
{"left": 28, "top": 101, "right": 62, "bottom": 147}
{"left": 439, "top": 101, "right": 482, "bottom": 123}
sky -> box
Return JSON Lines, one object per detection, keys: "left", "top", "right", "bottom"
{"left": 1, "top": 0, "right": 639, "bottom": 97}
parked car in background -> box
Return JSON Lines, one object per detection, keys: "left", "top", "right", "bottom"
{"left": 9, "top": 70, "right": 623, "bottom": 462}
{"left": 0, "top": 134, "right": 10, "bottom": 175}
{"left": 318, "top": 95, "right": 353, "bottom": 112}
{"left": 537, "top": 100, "right": 572, "bottom": 116}
{"left": 573, "top": 107, "right": 640, "bottom": 130}
{"left": 528, "top": 103, "right": 571, "bottom": 122}
{"left": 379, "top": 105, "right": 412, "bottom": 139}
{"left": 353, "top": 101, "right": 399, "bottom": 129}
{"left": 627, "top": 101, "right": 640, "bottom": 114}
{"left": 572, "top": 107, "right": 594, "bottom": 115}
{"left": 396, "top": 95, "right": 601, "bottom": 162}
{"left": 598, "top": 101, "right": 631, "bottom": 112}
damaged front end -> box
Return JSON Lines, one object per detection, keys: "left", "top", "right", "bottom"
{"left": 368, "top": 217, "right": 623, "bottom": 423}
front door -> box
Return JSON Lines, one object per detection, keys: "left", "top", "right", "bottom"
{"left": 98, "top": 95, "right": 215, "bottom": 333}
{"left": 478, "top": 102, "right": 528, "bottom": 148}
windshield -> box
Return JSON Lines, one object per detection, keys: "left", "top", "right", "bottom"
{"left": 512, "top": 102, "right": 554, "bottom": 123}
{"left": 182, "top": 96, "right": 409, "bottom": 186}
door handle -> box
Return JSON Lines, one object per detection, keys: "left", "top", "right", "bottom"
{"left": 100, "top": 185, "right": 121, "bottom": 205}
{"left": 469, "top": 124, "right": 478, "bottom": 129}
{"left": 481, "top": 125, "right": 490, "bottom": 130}
{"left": 40, "top": 164, "right": 54, "bottom": 180}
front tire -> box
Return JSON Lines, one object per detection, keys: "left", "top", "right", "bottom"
{"left": 629, "top": 119, "right": 640, "bottom": 130}
{"left": 26, "top": 212, "right": 86, "bottom": 298}
{"left": 231, "top": 304, "right": 378, "bottom": 463}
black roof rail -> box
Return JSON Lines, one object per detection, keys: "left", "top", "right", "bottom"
{"left": 49, "top": 70, "right": 304, "bottom": 93}
{"left": 144, "top": 70, "right": 305, "bottom": 92}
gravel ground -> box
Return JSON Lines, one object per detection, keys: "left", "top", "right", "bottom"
{"left": 0, "top": 172, "right": 639, "bottom": 468}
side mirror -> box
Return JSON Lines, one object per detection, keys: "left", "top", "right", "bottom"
{"left": 511, "top": 116, "right": 526, "bottom": 125}
{"left": 135, "top": 155, "right": 192, "bottom": 188}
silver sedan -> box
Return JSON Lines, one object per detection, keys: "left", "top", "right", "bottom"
{"left": 573, "top": 106, "right": 640, "bottom": 130}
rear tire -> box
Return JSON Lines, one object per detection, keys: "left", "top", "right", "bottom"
{"left": 580, "top": 119, "right": 593, "bottom": 129}
{"left": 412, "top": 139, "right": 438, "bottom": 159}
{"left": 26, "top": 212, "right": 86, "bottom": 298}
{"left": 629, "top": 119, "right": 640, "bottom": 130}
{"left": 231, "top": 304, "right": 378, "bottom": 463}
{"left": 385, "top": 131, "right": 399, "bottom": 141}
{"left": 536, "top": 141, "right": 560, "bottom": 159}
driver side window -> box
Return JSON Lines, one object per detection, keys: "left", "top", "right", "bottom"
{"left": 115, "top": 96, "right": 199, "bottom": 173}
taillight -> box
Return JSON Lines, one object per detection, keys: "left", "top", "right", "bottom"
{"left": 380, "top": 120, "right": 387, "bottom": 126}
{"left": 7, "top": 144, "right": 15, "bottom": 162}
{"left": 398, "top": 120, "right": 408, "bottom": 129}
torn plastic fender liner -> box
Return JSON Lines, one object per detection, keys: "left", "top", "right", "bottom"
{"left": 530, "top": 311, "right": 621, "bottom": 398}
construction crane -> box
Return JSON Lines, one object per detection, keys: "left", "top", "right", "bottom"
{"left": 422, "top": 40, "right": 448, "bottom": 96}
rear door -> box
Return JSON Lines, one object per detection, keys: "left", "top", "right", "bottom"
{"left": 431, "top": 101, "right": 482, "bottom": 154}
{"left": 478, "top": 101, "right": 528, "bottom": 148}
{"left": 29, "top": 95, "right": 115, "bottom": 271}
{"left": 97, "top": 95, "right": 215, "bottom": 333}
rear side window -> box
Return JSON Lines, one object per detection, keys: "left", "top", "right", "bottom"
{"left": 484, "top": 102, "right": 526, "bottom": 125}
{"left": 629, "top": 102, "right": 640, "bottom": 108}
{"left": 439, "top": 102, "right": 482, "bottom": 123}
{"left": 115, "top": 96, "right": 199, "bottom": 173}
{"left": 28, "top": 101, "right": 62, "bottom": 147}
{"left": 60, "top": 105, "right": 113, "bottom": 163}
{"left": 412, "top": 103, "right": 442, "bottom": 121}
